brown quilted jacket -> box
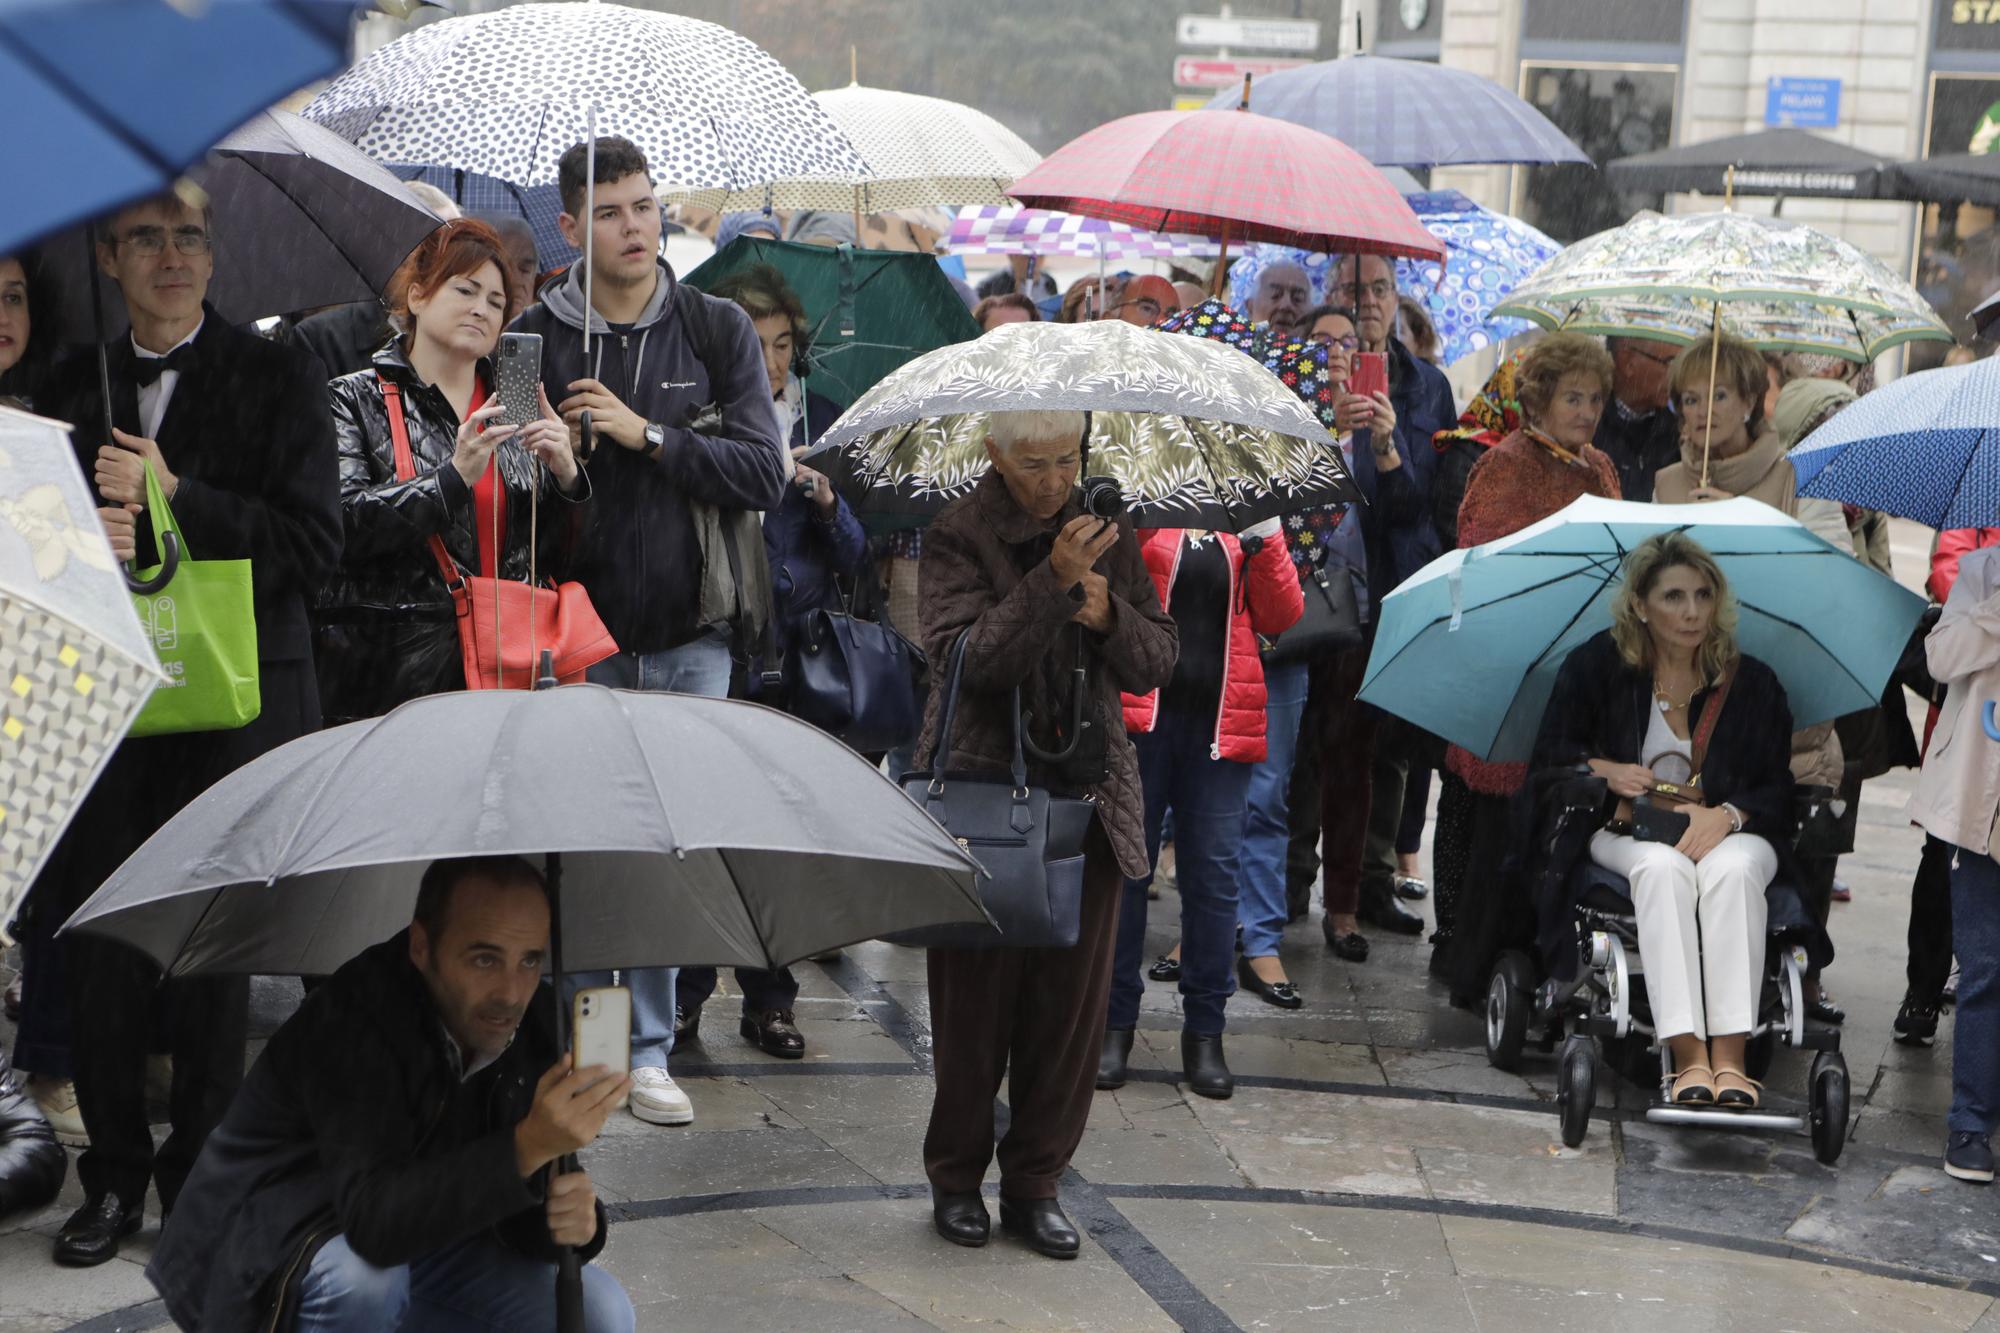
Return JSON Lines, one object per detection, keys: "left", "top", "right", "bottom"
{"left": 915, "top": 473, "right": 1178, "bottom": 879}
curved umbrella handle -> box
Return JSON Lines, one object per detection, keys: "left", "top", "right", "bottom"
{"left": 1983, "top": 700, "right": 2000, "bottom": 743}
{"left": 123, "top": 530, "right": 180, "bottom": 596}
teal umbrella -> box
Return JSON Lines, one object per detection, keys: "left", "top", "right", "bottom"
{"left": 1357, "top": 495, "right": 1925, "bottom": 763}
{"left": 683, "top": 236, "right": 979, "bottom": 412}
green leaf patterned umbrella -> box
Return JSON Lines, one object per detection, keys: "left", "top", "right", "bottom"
{"left": 1493, "top": 210, "right": 1950, "bottom": 363}
{"left": 0, "top": 407, "right": 164, "bottom": 935}
{"left": 808, "top": 320, "right": 1358, "bottom": 530}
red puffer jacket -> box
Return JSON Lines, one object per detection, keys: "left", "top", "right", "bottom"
{"left": 1122, "top": 527, "right": 1303, "bottom": 762}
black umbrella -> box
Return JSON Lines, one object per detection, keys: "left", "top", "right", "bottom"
{"left": 1882, "top": 151, "right": 2000, "bottom": 209}
{"left": 1605, "top": 127, "right": 1891, "bottom": 200}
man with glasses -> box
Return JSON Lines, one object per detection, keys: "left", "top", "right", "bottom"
{"left": 1596, "top": 337, "right": 1682, "bottom": 502}
{"left": 32, "top": 191, "right": 341, "bottom": 1266}
{"left": 1106, "top": 275, "right": 1181, "bottom": 327}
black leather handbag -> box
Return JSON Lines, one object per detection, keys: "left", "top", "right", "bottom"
{"left": 1262, "top": 561, "right": 1362, "bottom": 665}
{"left": 784, "top": 600, "right": 925, "bottom": 753}
{"left": 888, "top": 630, "right": 1096, "bottom": 950}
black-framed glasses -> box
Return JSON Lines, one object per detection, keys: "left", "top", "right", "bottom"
{"left": 1345, "top": 279, "right": 1395, "bottom": 301}
{"left": 115, "top": 226, "right": 212, "bottom": 257}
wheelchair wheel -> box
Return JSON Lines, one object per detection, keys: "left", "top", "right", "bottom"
{"left": 1486, "top": 951, "right": 1535, "bottom": 1071}
{"left": 1809, "top": 1051, "right": 1849, "bottom": 1165}
{"left": 1557, "top": 1035, "right": 1596, "bottom": 1148}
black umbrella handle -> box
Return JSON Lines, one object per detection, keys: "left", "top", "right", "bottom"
{"left": 124, "top": 530, "right": 179, "bottom": 595}
{"left": 577, "top": 409, "right": 594, "bottom": 463}
{"left": 552, "top": 1151, "right": 585, "bottom": 1333}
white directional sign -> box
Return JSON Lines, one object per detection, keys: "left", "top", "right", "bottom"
{"left": 1176, "top": 14, "right": 1321, "bottom": 53}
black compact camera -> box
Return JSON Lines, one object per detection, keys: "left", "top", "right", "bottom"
{"left": 1080, "top": 474, "right": 1124, "bottom": 519}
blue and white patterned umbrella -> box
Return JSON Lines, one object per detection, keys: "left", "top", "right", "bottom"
{"left": 387, "top": 163, "right": 575, "bottom": 273}
{"left": 1790, "top": 356, "right": 2000, "bottom": 530}
{"left": 1227, "top": 191, "right": 1560, "bottom": 365}
{"left": 1205, "top": 55, "right": 1588, "bottom": 169}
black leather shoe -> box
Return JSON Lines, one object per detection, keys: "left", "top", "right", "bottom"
{"left": 999, "top": 1195, "right": 1079, "bottom": 1259}
{"left": 1322, "top": 916, "right": 1370, "bottom": 961}
{"left": 1146, "top": 953, "right": 1181, "bottom": 983}
{"left": 739, "top": 1008, "right": 805, "bottom": 1059}
{"left": 1808, "top": 994, "right": 1847, "bottom": 1026}
{"left": 932, "top": 1191, "right": 990, "bottom": 1246}
{"left": 1358, "top": 891, "right": 1425, "bottom": 935}
{"left": 1181, "top": 1032, "right": 1234, "bottom": 1100}
{"left": 1236, "top": 956, "right": 1303, "bottom": 1009}
{"left": 55, "top": 1194, "right": 142, "bottom": 1267}
{"left": 1096, "top": 1028, "right": 1133, "bottom": 1090}
{"left": 673, "top": 1004, "right": 701, "bottom": 1045}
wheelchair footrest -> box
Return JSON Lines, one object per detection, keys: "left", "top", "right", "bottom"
{"left": 1645, "top": 1105, "right": 1804, "bottom": 1133}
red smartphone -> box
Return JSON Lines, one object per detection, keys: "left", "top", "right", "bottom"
{"left": 1348, "top": 351, "right": 1388, "bottom": 403}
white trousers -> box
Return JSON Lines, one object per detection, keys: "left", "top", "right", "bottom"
{"left": 1589, "top": 830, "right": 1777, "bottom": 1041}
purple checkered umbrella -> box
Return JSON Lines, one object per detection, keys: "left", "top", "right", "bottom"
{"left": 946, "top": 204, "right": 1219, "bottom": 261}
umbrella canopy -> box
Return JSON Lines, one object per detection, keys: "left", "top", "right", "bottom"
{"left": 1881, "top": 152, "right": 2000, "bottom": 209}
{"left": 302, "top": 2, "right": 866, "bottom": 194}
{"left": 388, "top": 163, "right": 575, "bottom": 273}
{"left": 1226, "top": 192, "right": 1561, "bottom": 366}
{"left": 0, "top": 406, "right": 164, "bottom": 931}
{"left": 1357, "top": 495, "right": 1925, "bottom": 764}
{"left": 661, "top": 82, "right": 1041, "bottom": 216}
{"left": 946, "top": 205, "right": 1219, "bottom": 262}
{"left": 1493, "top": 210, "right": 1953, "bottom": 362}
{"left": 45, "top": 109, "right": 444, "bottom": 341}
{"left": 1006, "top": 109, "right": 1444, "bottom": 261}
{"left": 0, "top": 0, "right": 353, "bottom": 257}
{"left": 1158, "top": 298, "right": 1343, "bottom": 433}
{"left": 63, "top": 684, "right": 985, "bottom": 978}
{"left": 1789, "top": 355, "right": 2000, "bottom": 529}
{"left": 809, "top": 319, "right": 1355, "bottom": 530}
{"left": 683, "top": 236, "right": 979, "bottom": 411}
{"left": 1204, "top": 54, "right": 1588, "bottom": 169}
{"left": 1605, "top": 128, "right": 1891, "bottom": 199}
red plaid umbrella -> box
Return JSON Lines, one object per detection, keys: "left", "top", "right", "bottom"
{"left": 1007, "top": 109, "right": 1444, "bottom": 262}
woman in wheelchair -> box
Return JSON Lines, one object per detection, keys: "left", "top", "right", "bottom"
{"left": 1535, "top": 533, "right": 1799, "bottom": 1110}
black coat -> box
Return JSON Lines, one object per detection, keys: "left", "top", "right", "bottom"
{"left": 287, "top": 300, "right": 390, "bottom": 381}
{"left": 147, "top": 933, "right": 604, "bottom": 1333}
{"left": 31, "top": 310, "right": 341, "bottom": 916}
{"left": 315, "top": 341, "right": 588, "bottom": 724}
{"left": 1526, "top": 631, "right": 1825, "bottom": 971}
{"left": 1593, "top": 404, "right": 1680, "bottom": 504}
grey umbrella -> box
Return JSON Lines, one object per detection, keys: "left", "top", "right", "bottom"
{"left": 62, "top": 683, "right": 985, "bottom": 978}
{"left": 47, "top": 107, "right": 444, "bottom": 343}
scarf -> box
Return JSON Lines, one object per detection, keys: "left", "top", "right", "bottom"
{"left": 1675, "top": 425, "right": 1790, "bottom": 500}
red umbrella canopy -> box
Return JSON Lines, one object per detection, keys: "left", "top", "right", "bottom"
{"left": 1008, "top": 109, "right": 1445, "bottom": 262}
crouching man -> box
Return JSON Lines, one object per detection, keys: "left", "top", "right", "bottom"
{"left": 147, "top": 856, "right": 635, "bottom": 1332}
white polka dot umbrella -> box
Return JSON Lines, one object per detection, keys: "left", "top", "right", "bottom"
{"left": 301, "top": 2, "right": 866, "bottom": 192}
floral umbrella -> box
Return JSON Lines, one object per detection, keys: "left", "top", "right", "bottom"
{"left": 808, "top": 320, "right": 1356, "bottom": 530}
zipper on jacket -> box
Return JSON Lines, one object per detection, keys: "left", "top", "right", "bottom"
{"left": 1142, "top": 536, "right": 1186, "bottom": 737}
{"left": 1212, "top": 536, "right": 1235, "bottom": 761}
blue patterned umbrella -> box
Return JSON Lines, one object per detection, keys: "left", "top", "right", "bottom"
{"left": 1228, "top": 191, "right": 1560, "bottom": 365}
{"left": 386, "top": 164, "right": 576, "bottom": 273}
{"left": 1205, "top": 55, "right": 1588, "bottom": 169}
{"left": 1790, "top": 357, "right": 2000, "bottom": 529}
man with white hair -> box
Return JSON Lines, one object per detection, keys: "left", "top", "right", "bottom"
{"left": 915, "top": 410, "right": 1177, "bottom": 1260}
{"left": 1246, "top": 260, "right": 1313, "bottom": 339}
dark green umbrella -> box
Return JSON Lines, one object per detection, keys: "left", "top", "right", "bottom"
{"left": 683, "top": 236, "right": 979, "bottom": 411}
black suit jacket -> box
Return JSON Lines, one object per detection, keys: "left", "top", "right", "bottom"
{"left": 44, "top": 305, "right": 343, "bottom": 668}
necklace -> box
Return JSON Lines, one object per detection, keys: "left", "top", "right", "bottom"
{"left": 1653, "top": 677, "right": 1699, "bottom": 713}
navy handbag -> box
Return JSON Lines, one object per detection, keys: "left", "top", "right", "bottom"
{"left": 784, "top": 601, "right": 925, "bottom": 753}
{"left": 887, "top": 630, "right": 1095, "bottom": 950}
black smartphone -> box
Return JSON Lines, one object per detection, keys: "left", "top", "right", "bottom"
{"left": 495, "top": 332, "right": 543, "bottom": 428}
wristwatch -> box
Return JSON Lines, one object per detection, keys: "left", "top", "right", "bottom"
{"left": 643, "top": 422, "right": 666, "bottom": 460}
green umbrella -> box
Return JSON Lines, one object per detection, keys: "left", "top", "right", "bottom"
{"left": 683, "top": 236, "right": 979, "bottom": 412}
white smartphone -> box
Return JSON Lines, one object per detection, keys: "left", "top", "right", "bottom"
{"left": 571, "top": 985, "right": 632, "bottom": 1108}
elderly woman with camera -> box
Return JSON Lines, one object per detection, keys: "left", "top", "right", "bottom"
{"left": 916, "top": 410, "right": 1177, "bottom": 1260}
{"left": 1536, "top": 532, "right": 1797, "bottom": 1109}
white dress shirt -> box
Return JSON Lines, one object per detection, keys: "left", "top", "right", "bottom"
{"left": 133, "top": 318, "right": 203, "bottom": 439}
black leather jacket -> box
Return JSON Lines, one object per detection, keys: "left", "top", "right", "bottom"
{"left": 314, "top": 341, "right": 587, "bottom": 723}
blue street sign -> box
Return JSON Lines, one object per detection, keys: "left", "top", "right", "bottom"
{"left": 1766, "top": 77, "right": 1842, "bottom": 129}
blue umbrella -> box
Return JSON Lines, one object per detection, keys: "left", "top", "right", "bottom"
{"left": 386, "top": 163, "right": 577, "bottom": 274}
{"left": 1227, "top": 191, "right": 1561, "bottom": 365}
{"left": 1790, "top": 356, "right": 2000, "bottom": 530}
{"left": 1358, "top": 496, "right": 1925, "bottom": 763}
{"left": 1205, "top": 54, "right": 1588, "bottom": 169}
{"left": 0, "top": 0, "right": 355, "bottom": 257}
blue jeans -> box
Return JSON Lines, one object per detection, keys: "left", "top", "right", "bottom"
{"left": 1237, "top": 658, "right": 1309, "bottom": 959}
{"left": 1109, "top": 709, "right": 1254, "bottom": 1036}
{"left": 1948, "top": 847, "right": 2000, "bottom": 1137}
{"left": 293, "top": 1233, "right": 634, "bottom": 1333}
{"left": 572, "top": 631, "right": 734, "bottom": 1066}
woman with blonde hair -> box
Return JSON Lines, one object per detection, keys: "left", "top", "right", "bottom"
{"left": 1533, "top": 532, "right": 1798, "bottom": 1109}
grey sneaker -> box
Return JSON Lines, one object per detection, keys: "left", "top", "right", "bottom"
{"left": 1945, "top": 1131, "right": 1994, "bottom": 1183}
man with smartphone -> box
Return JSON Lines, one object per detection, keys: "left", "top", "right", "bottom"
{"left": 147, "top": 856, "right": 636, "bottom": 1333}
{"left": 509, "top": 136, "right": 788, "bottom": 1130}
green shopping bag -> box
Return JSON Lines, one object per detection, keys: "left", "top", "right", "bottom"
{"left": 127, "top": 461, "right": 260, "bottom": 737}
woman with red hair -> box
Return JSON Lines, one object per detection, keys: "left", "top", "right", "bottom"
{"left": 315, "top": 218, "right": 585, "bottom": 722}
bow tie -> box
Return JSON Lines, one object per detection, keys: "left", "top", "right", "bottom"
{"left": 132, "top": 343, "right": 197, "bottom": 387}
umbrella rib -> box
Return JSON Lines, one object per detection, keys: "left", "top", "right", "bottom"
{"left": 1734, "top": 600, "right": 1880, "bottom": 701}
{"left": 226, "top": 151, "right": 399, "bottom": 299}
{"left": 614, "top": 692, "right": 683, "bottom": 858}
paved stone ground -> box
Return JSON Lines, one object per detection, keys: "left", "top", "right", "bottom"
{"left": 5, "top": 526, "right": 1996, "bottom": 1331}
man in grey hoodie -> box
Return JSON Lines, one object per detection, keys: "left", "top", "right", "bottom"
{"left": 510, "top": 136, "right": 788, "bottom": 1131}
